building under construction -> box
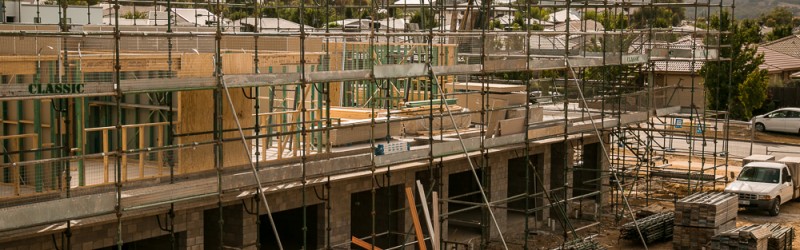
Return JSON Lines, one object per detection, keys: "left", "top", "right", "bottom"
{"left": 0, "top": 0, "right": 735, "bottom": 249}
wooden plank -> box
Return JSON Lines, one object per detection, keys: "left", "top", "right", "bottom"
{"left": 448, "top": 82, "right": 526, "bottom": 93}
{"left": 328, "top": 107, "right": 379, "bottom": 119}
{"left": 351, "top": 236, "right": 383, "bottom": 250}
{"left": 486, "top": 99, "right": 508, "bottom": 137}
{"left": 432, "top": 191, "right": 440, "bottom": 250}
{"left": 405, "top": 187, "right": 428, "bottom": 250}
{"left": 498, "top": 117, "right": 526, "bottom": 136}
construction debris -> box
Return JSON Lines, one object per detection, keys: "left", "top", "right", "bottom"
{"left": 763, "top": 223, "right": 795, "bottom": 250}
{"left": 620, "top": 211, "right": 674, "bottom": 243}
{"left": 673, "top": 192, "right": 739, "bottom": 249}
{"left": 709, "top": 224, "right": 772, "bottom": 250}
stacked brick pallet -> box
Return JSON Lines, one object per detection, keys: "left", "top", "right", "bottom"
{"left": 620, "top": 211, "right": 675, "bottom": 243}
{"left": 708, "top": 224, "right": 772, "bottom": 250}
{"left": 763, "top": 223, "right": 795, "bottom": 250}
{"left": 672, "top": 192, "right": 738, "bottom": 249}
{"left": 554, "top": 238, "right": 606, "bottom": 250}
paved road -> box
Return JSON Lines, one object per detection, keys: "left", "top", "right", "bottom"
{"left": 639, "top": 133, "right": 800, "bottom": 160}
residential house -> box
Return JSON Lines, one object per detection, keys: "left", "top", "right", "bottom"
{"left": 547, "top": 9, "right": 580, "bottom": 23}
{"left": 762, "top": 35, "right": 800, "bottom": 59}
{"left": 440, "top": 2, "right": 515, "bottom": 31}
{"left": 103, "top": 7, "right": 229, "bottom": 28}
{"left": 2, "top": 0, "right": 102, "bottom": 24}
{"left": 238, "top": 17, "right": 303, "bottom": 32}
{"left": 758, "top": 46, "right": 800, "bottom": 86}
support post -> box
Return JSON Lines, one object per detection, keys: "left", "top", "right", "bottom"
{"left": 405, "top": 187, "right": 427, "bottom": 250}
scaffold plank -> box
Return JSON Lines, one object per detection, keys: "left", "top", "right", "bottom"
{"left": 306, "top": 70, "right": 371, "bottom": 82}
{"left": 374, "top": 63, "right": 427, "bottom": 79}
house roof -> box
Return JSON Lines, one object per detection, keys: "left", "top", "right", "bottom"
{"left": 551, "top": 20, "right": 604, "bottom": 32}
{"left": 758, "top": 46, "right": 800, "bottom": 72}
{"left": 391, "top": 0, "right": 431, "bottom": 5}
{"left": 172, "top": 8, "right": 219, "bottom": 26}
{"left": 653, "top": 61, "right": 704, "bottom": 73}
{"left": 528, "top": 34, "right": 577, "bottom": 50}
{"left": 762, "top": 35, "right": 800, "bottom": 59}
{"left": 239, "top": 17, "right": 303, "bottom": 30}
{"left": 548, "top": 10, "right": 580, "bottom": 23}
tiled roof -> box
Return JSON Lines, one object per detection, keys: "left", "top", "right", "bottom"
{"left": 758, "top": 46, "right": 800, "bottom": 72}
{"left": 762, "top": 35, "right": 800, "bottom": 59}
{"left": 653, "top": 60, "right": 704, "bottom": 73}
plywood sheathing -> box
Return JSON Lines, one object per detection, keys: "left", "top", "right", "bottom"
{"left": 177, "top": 89, "right": 254, "bottom": 173}
{"left": 497, "top": 107, "right": 544, "bottom": 136}
{"left": 328, "top": 117, "right": 403, "bottom": 146}
{"left": 451, "top": 92, "right": 527, "bottom": 123}
{"left": 486, "top": 99, "right": 508, "bottom": 137}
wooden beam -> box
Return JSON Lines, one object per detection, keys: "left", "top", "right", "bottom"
{"left": 433, "top": 191, "right": 440, "bottom": 249}
{"left": 157, "top": 125, "right": 164, "bottom": 176}
{"left": 351, "top": 236, "right": 383, "bottom": 250}
{"left": 122, "top": 128, "right": 128, "bottom": 182}
{"left": 405, "top": 187, "right": 427, "bottom": 250}
{"left": 103, "top": 131, "right": 109, "bottom": 184}
{"left": 139, "top": 127, "right": 145, "bottom": 179}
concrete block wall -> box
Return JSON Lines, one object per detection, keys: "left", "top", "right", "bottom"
{"left": 0, "top": 136, "right": 609, "bottom": 250}
{"left": 0, "top": 207, "right": 205, "bottom": 250}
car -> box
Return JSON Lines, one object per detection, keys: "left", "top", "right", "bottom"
{"left": 752, "top": 107, "right": 800, "bottom": 134}
{"left": 724, "top": 161, "right": 799, "bottom": 216}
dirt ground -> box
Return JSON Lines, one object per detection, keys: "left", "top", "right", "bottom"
{"left": 678, "top": 120, "right": 800, "bottom": 145}
{"left": 590, "top": 154, "right": 798, "bottom": 250}
{"left": 489, "top": 153, "right": 800, "bottom": 249}
{"left": 590, "top": 201, "right": 800, "bottom": 250}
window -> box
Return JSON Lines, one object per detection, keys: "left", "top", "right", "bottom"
{"left": 783, "top": 168, "right": 791, "bottom": 183}
{"left": 790, "top": 111, "right": 800, "bottom": 118}
{"left": 769, "top": 111, "right": 788, "bottom": 118}
{"left": 738, "top": 167, "right": 780, "bottom": 183}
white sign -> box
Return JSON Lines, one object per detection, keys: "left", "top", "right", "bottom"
{"left": 622, "top": 54, "right": 649, "bottom": 65}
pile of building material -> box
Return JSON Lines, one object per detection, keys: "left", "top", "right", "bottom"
{"left": 553, "top": 238, "right": 606, "bottom": 250}
{"left": 708, "top": 224, "right": 772, "bottom": 250}
{"left": 763, "top": 223, "right": 795, "bottom": 250}
{"left": 620, "top": 211, "right": 674, "bottom": 243}
{"left": 672, "top": 192, "right": 738, "bottom": 249}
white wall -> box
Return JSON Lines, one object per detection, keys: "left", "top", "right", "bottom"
{"left": 2, "top": 1, "right": 102, "bottom": 24}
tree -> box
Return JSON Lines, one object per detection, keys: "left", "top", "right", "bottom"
{"left": 737, "top": 69, "right": 769, "bottom": 119}
{"left": 760, "top": 7, "right": 797, "bottom": 42}
{"left": 766, "top": 25, "right": 793, "bottom": 41}
{"left": 410, "top": 9, "right": 437, "bottom": 29}
{"left": 527, "top": 7, "right": 550, "bottom": 21}
{"left": 630, "top": 0, "right": 685, "bottom": 29}
{"left": 700, "top": 11, "right": 769, "bottom": 120}
{"left": 584, "top": 10, "right": 628, "bottom": 30}
{"left": 759, "top": 7, "right": 794, "bottom": 28}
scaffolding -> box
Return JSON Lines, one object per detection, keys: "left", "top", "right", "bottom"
{"left": 0, "top": 0, "right": 735, "bottom": 248}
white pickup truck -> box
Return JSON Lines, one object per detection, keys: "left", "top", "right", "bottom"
{"left": 724, "top": 161, "right": 800, "bottom": 216}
